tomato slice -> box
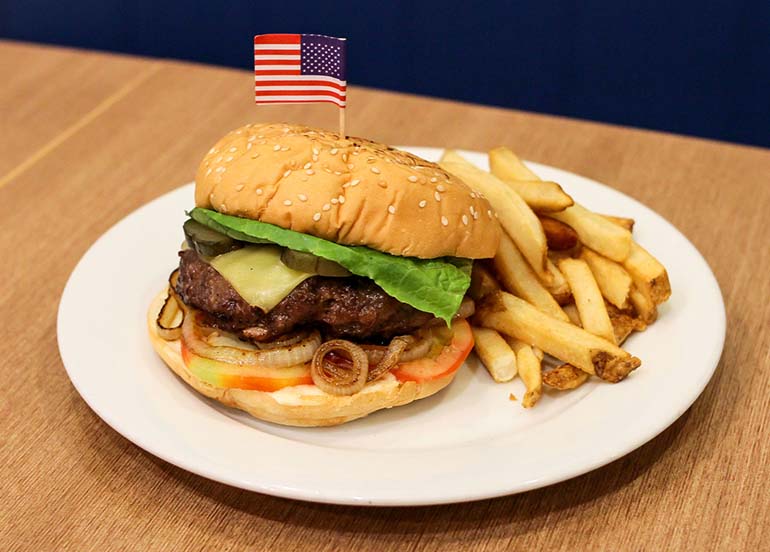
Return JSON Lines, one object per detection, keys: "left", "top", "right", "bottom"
{"left": 391, "top": 319, "right": 474, "bottom": 383}
{"left": 181, "top": 319, "right": 474, "bottom": 391}
{"left": 180, "top": 340, "right": 312, "bottom": 391}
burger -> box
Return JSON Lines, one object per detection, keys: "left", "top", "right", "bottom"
{"left": 147, "top": 123, "right": 501, "bottom": 426}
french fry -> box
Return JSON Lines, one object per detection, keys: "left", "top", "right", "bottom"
{"left": 562, "top": 302, "right": 582, "bottom": 326}
{"left": 489, "top": 147, "right": 574, "bottom": 212}
{"left": 493, "top": 233, "right": 570, "bottom": 322}
{"left": 539, "top": 216, "right": 579, "bottom": 250}
{"left": 559, "top": 258, "right": 616, "bottom": 344}
{"left": 469, "top": 262, "right": 501, "bottom": 301}
{"left": 471, "top": 327, "right": 517, "bottom": 382}
{"left": 580, "top": 248, "right": 632, "bottom": 309}
{"left": 543, "top": 258, "right": 572, "bottom": 305}
{"left": 600, "top": 214, "right": 635, "bottom": 232}
{"left": 629, "top": 285, "right": 657, "bottom": 325}
{"left": 543, "top": 364, "right": 590, "bottom": 390}
{"left": 487, "top": 146, "right": 540, "bottom": 180}
{"left": 506, "top": 338, "right": 542, "bottom": 408}
{"left": 476, "top": 291, "right": 641, "bottom": 382}
{"left": 606, "top": 303, "right": 646, "bottom": 345}
{"left": 440, "top": 151, "right": 550, "bottom": 282}
{"left": 549, "top": 204, "right": 632, "bottom": 262}
{"left": 623, "top": 242, "right": 671, "bottom": 305}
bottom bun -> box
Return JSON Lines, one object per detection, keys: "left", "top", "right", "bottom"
{"left": 147, "top": 290, "right": 458, "bottom": 427}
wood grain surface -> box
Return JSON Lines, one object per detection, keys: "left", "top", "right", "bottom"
{"left": 1, "top": 41, "right": 768, "bottom": 551}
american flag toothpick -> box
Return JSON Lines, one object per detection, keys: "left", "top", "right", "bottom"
{"left": 254, "top": 33, "right": 348, "bottom": 136}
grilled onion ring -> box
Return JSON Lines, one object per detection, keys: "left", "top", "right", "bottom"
{"left": 311, "top": 340, "right": 369, "bottom": 396}
{"left": 156, "top": 270, "right": 183, "bottom": 341}
{"left": 367, "top": 335, "right": 415, "bottom": 382}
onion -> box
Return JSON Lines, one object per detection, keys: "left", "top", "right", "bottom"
{"left": 182, "top": 309, "right": 321, "bottom": 367}
{"left": 362, "top": 331, "right": 433, "bottom": 366}
{"left": 311, "top": 340, "right": 369, "bottom": 396}
{"left": 156, "top": 270, "right": 183, "bottom": 341}
{"left": 254, "top": 330, "right": 310, "bottom": 350}
{"left": 367, "top": 335, "right": 414, "bottom": 382}
{"left": 427, "top": 297, "right": 476, "bottom": 327}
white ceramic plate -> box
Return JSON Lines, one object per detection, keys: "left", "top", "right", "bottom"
{"left": 58, "top": 148, "right": 725, "bottom": 506}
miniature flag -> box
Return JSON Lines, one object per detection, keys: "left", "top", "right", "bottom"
{"left": 254, "top": 34, "right": 347, "bottom": 107}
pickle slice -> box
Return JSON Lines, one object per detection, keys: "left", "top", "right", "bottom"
{"left": 183, "top": 219, "right": 242, "bottom": 257}
{"left": 280, "top": 249, "right": 351, "bottom": 277}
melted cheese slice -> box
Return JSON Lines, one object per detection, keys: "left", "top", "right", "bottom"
{"left": 208, "top": 246, "right": 315, "bottom": 311}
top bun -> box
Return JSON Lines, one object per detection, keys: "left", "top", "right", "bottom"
{"left": 195, "top": 123, "right": 501, "bottom": 259}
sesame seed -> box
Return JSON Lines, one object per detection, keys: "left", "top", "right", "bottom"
{"left": 350, "top": 179, "right": 360, "bottom": 187}
{"left": 322, "top": 203, "right": 331, "bottom": 211}
{"left": 388, "top": 205, "right": 396, "bottom": 214}
{"left": 273, "top": 144, "right": 281, "bottom": 151}
{"left": 225, "top": 156, "right": 234, "bottom": 162}
{"left": 312, "top": 155, "right": 318, "bottom": 162}
{"left": 235, "top": 184, "right": 244, "bottom": 191}
{"left": 331, "top": 198, "right": 339, "bottom": 205}
{"left": 352, "top": 150, "right": 360, "bottom": 155}
{"left": 251, "top": 153, "right": 260, "bottom": 159}
{"left": 283, "top": 199, "right": 293, "bottom": 206}
{"left": 313, "top": 212, "right": 321, "bottom": 221}
{"left": 283, "top": 170, "right": 291, "bottom": 178}
{"left": 215, "top": 167, "right": 226, "bottom": 173}
{"left": 347, "top": 163, "right": 355, "bottom": 169}
{"left": 367, "top": 157, "right": 376, "bottom": 163}
{"left": 247, "top": 143, "right": 253, "bottom": 150}
{"left": 378, "top": 181, "right": 387, "bottom": 188}
{"left": 330, "top": 148, "right": 338, "bottom": 155}
{"left": 281, "top": 147, "right": 290, "bottom": 152}
{"left": 313, "top": 148, "right": 320, "bottom": 155}
{"left": 248, "top": 136, "right": 256, "bottom": 142}
{"left": 258, "top": 135, "right": 264, "bottom": 139}
{"left": 441, "top": 216, "right": 449, "bottom": 226}
{"left": 220, "top": 203, "right": 227, "bottom": 210}
{"left": 470, "top": 192, "right": 477, "bottom": 199}
{"left": 419, "top": 200, "right": 427, "bottom": 208}
{"left": 434, "top": 192, "right": 442, "bottom": 202}
{"left": 256, "top": 188, "right": 263, "bottom": 195}
{"left": 306, "top": 169, "right": 315, "bottom": 175}
{"left": 229, "top": 147, "right": 237, "bottom": 152}
{"left": 487, "top": 209, "right": 493, "bottom": 218}
{"left": 304, "top": 162, "right": 312, "bottom": 169}
{"left": 338, "top": 195, "right": 345, "bottom": 204}
{"left": 436, "top": 184, "right": 446, "bottom": 192}
{"left": 430, "top": 177, "right": 438, "bottom": 183}
{"left": 470, "top": 206, "right": 476, "bottom": 216}
{"left": 342, "top": 153, "right": 349, "bottom": 162}
{"left": 208, "top": 147, "right": 217, "bottom": 154}
{"left": 215, "top": 155, "right": 223, "bottom": 162}
{"left": 298, "top": 193, "right": 308, "bottom": 202}
{"left": 205, "top": 168, "right": 212, "bottom": 176}
{"left": 408, "top": 175, "right": 418, "bottom": 183}
{"left": 324, "top": 168, "right": 332, "bottom": 173}
{"left": 371, "top": 167, "right": 381, "bottom": 174}
{"left": 473, "top": 211, "right": 480, "bottom": 220}
{"left": 462, "top": 214, "right": 469, "bottom": 225}
{"left": 334, "top": 171, "right": 342, "bottom": 175}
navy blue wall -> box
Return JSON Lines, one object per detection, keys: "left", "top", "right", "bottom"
{"left": 2, "top": 1, "right": 769, "bottom": 147}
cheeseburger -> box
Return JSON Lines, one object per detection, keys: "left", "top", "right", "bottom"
{"left": 148, "top": 123, "right": 501, "bottom": 426}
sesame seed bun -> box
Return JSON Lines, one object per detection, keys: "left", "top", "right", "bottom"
{"left": 147, "top": 291, "right": 457, "bottom": 427}
{"left": 195, "top": 123, "right": 501, "bottom": 259}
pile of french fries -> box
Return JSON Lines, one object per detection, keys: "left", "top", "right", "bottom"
{"left": 439, "top": 148, "right": 671, "bottom": 408}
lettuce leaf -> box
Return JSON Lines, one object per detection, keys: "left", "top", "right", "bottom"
{"left": 189, "top": 208, "right": 471, "bottom": 323}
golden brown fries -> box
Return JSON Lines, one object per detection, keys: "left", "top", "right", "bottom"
{"left": 539, "top": 216, "right": 579, "bottom": 250}
{"left": 471, "top": 327, "right": 518, "bottom": 382}
{"left": 544, "top": 259, "right": 572, "bottom": 305}
{"left": 580, "top": 248, "right": 633, "bottom": 309}
{"left": 469, "top": 262, "right": 501, "bottom": 301}
{"left": 600, "top": 214, "right": 635, "bottom": 232}
{"left": 476, "top": 291, "right": 641, "bottom": 383}
{"left": 489, "top": 147, "right": 574, "bottom": 212}
{"left": 606, "top": 303, "right": 646, "bottom": 345}
{"left": 629, "top": 285, "right": 658, "bottom": 324}
{"left": 562, "top": 303, "right": 582, "bottom": 326}
{"left": 623, "top": 242, "right": 672, "bottom": 305}
{"left": 558, "top": 258, "right": 616, "bottom": 344}
{"left": 549, "top": 204, "right": 633, "bottom": 262}
{"left": 440, "top": 151, "right": 550, "bottom": 282}
{"left": 493, "top": 233, "right": 570, "bottom": 322}
{"left": 487, "top": 146, "right": 540, "bottom": 180}
{"left": 506, "top": 338, "right": 542, "bottom": 407}
{"left": 543, "top": 364, "right": 590, "bottom": 390}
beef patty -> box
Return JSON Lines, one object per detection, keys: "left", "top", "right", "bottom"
{"left": 175, "top": 249, "right": 435, "bottom": 342}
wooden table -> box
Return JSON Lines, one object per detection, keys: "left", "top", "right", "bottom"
{"left": 2, "top": 40, "right": 768, "bottom": 551}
